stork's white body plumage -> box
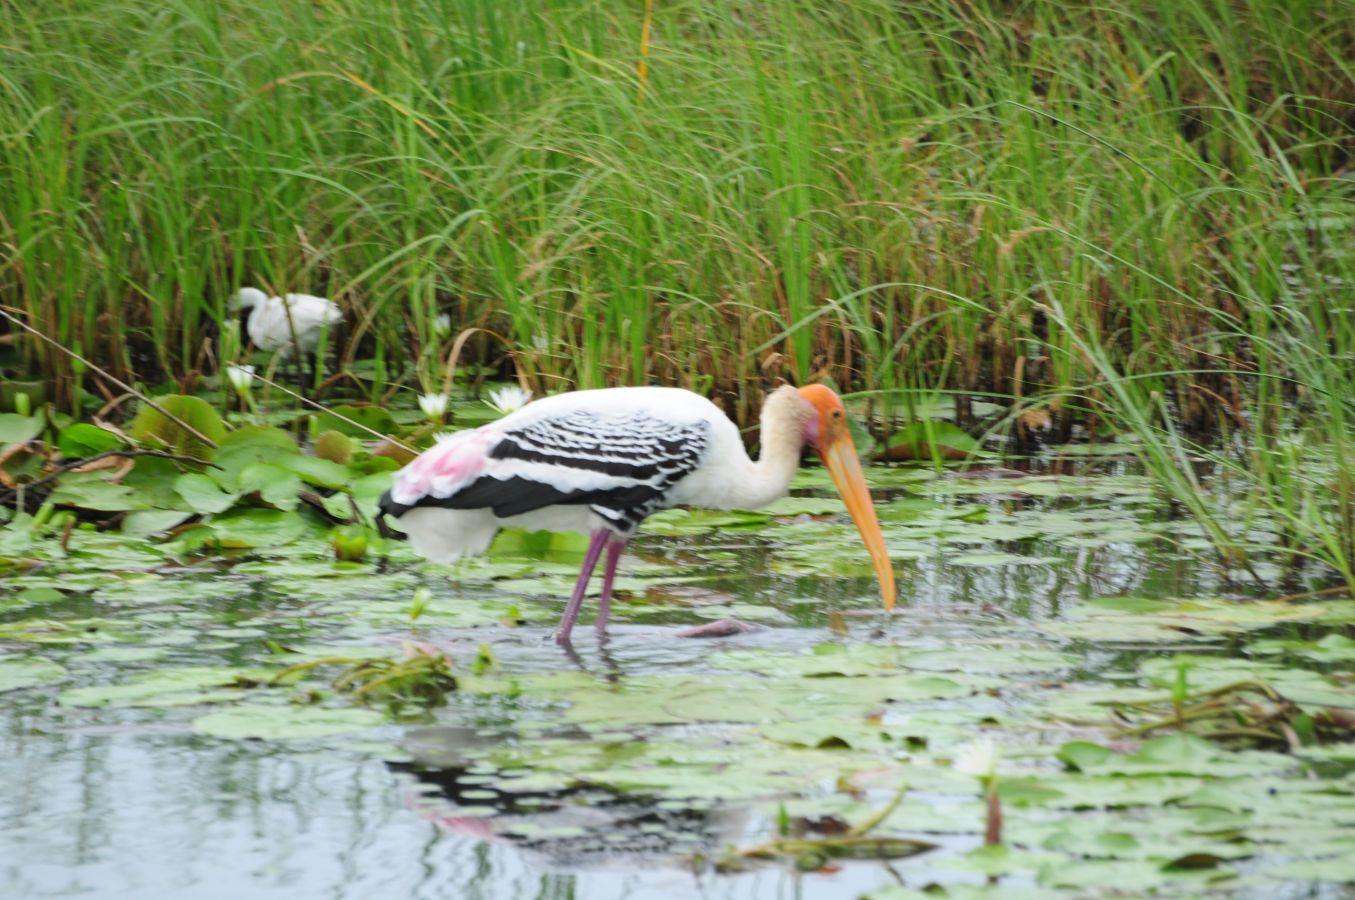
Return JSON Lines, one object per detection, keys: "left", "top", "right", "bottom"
{"left": 383, "top": 387, "right": 802, "bottom": 559}
{"left": 234, "top": 287, "right": 342, "bottom": 356}
{"left": 379, "top": 384, "right": 894, "bottom": 643}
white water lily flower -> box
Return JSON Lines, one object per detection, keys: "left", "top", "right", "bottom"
{"left": 418, "top": 393, "right": 449, "bottom": 421}
{"left": 952, "top": 737, "right": 1000, "bottom": 781}
{"left": 431, "top": 313, "right": 452, "bottom": 338}
{"left": 225, "top": 364, "right": 255, "bottom": 394}
{"left": 486, "top": 385, "right": 532, "bottom": 416}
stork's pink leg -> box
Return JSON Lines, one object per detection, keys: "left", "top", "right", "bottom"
{"left": 555, "top": 530, "right": 609, "bottom": 645}
{"left": 594, "top": 536, "right": 626, "bottom": 634}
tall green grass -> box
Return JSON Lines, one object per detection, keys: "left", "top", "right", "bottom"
{"left": 2, "top": 0, "right": 1353, "bottom": 583}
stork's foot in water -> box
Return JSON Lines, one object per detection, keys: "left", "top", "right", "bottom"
{"left": 554, "top": 531, "right": 628, "bottom": 645}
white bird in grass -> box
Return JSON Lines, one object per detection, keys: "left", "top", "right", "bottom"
{"left": 233, "top": 287, "right": 343, "bottom": 357}
{"left": 378, "top": 384, "right": 895, "bottom": 644}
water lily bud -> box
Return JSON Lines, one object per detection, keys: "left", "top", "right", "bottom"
{"left": 952, "top": 737, "right": 1000, "bottom": 783}
{"left": 332, "top": 525, "right": 368, "bottom": 561}
{"left": 485, "top": 385, "right": 531, "bottom": 417}
{"left": 409, "top": 586, "right": 431, "bottom": 621}
{"left": 225, "top": 364, "right": 255, "bottom": 395}
{"left": 418, "top": 393, "right": 449, "bottom": 423}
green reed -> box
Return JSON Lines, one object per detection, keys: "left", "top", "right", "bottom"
{"left": 2, "top": 0, "right": 1352, "bottom": 583}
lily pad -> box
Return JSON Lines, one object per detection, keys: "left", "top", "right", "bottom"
{"left": 0, "top": 657, "right": 67, "bottom": 692}
{"left": 0, "top": 411, "right": 45, "bottom": 445}
{"left": 200, "top": 508, "right": 309, "bottom": 548}
{"left": 48, "top": 474, "right": 147, "bottom": 512}
{"left": 121, "top": 509, "right": 194, "bottom": 535}
{"left": 235, "top": 463, "right": 303, "bottom": 510}
{"left": 277, "top": 454, "right": 351, "bottom": 490}
{"left": 312, "top": 405, "right": 397, "bottom": 439}
{"left": 193, "top": 705, "right": 384, "bottom": 741}
{"left": 58, "top": 666, "right": 258, "bottom": 708}
{"left": 57, "top": 422, "right": 123, "bottom": 458}
{"left": 1058, "top": 734, "right": 1292, "bottom": 778}
{"left": 129, "top": 394, "right": 225, "bottom": 460}
{"left": 643, "top": 508, "right": 772, "bottom": 535}
{"left": 213, "top": 426, "right": 300, "bottom": 480}
{"left": 174, "top": 473, "right": 240, "bottom": 514}
{"left": 881, "top": 421, "right": 983, "bottom": 461}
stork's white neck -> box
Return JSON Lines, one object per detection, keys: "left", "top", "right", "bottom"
{"left": 710, "top": 386, "right": 808, "bottom": 510}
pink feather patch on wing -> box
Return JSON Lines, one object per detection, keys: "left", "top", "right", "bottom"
{"left": 390, "top": 428, "right": 499, "bottom": 505}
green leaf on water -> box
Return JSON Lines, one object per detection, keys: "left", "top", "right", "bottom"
{"left": 0, "top": 656, "right": 67, "bottom": 692}
{"left": 1058, "top": 734, "right": 1290, "bottom": 778}
{"left": 1037, "top": 858, "right": 1232, "bottom": 891}
{"left": 48, "top": 473, "right": 147, "bottom": 512}
{"left": 761, "top": 495, "right": 846, "bottom": 517}
{"left": 2, "top": 587, "right": 65, "bottom": 611}
{"left": 56, "top": 422, "right": 123, "bottom": 458}
{"left": 212, "top": 426, "right": 300, "bottom": 484}
{"left": 349, "top": 472, "right": 395, "bottom": 515}
{"left": 949, "top": 551, "right": 1062, "bottom": 567}
{"left": 202, "top": 508, "right": 309, "bottom": 548}
{"left": 1058, "top": 741, "right": 1116, "bottom": 772}
{"left": 121, "top": 509, "right": 194, "bottom": 535}
{"left": 58, "top": 666, "right": 257, "bottom": 708}
{"left": 129, "top": 394, "right": 225, "bottom": 460}
{"left": 235, "top": 463, "right": 303, "bottom": 510}
{"left": 490, "top": 527, "right": 591, "bottom": 558}
{"left": 193, "top": 704, "right": 383, "bottom": 740}
{"left": 311, "top": 404, "right": 397, "bottom": 439}
{"left": 1250, "top": 633, "right": 1355, "bottom": 664}
{"left": 174, "top": 473, "right": 240, "bottom": 514}
{"left": 642, "top": 508, "right": 772, "bottom": 535}
{"left": 0, "top": 411, "right": 45, "bottom": 445}
{"left": 1268, "top": 857, "right": 1355, "bottom": 883}
{"left": 1138, "top": 654, "right": 1352, "bottom": 709}
{"left": 882, "top": 421, "right": 983, "bottom": 461}
{"left": 276, "top": 454, "right": 351, "bottom": 489}
{"left": 119, "top": 456, "right": 185, "bottom": 509}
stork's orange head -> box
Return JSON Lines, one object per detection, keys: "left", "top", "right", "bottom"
{"left": 798, "top": 384, "right": 848, "bottom": 450}
{"left": 796, "top": 384, "right": 896, "bottom": 611}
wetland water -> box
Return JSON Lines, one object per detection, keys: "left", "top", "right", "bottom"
{"left": 3, "top": 458, "right": 1353, "bottom": 898}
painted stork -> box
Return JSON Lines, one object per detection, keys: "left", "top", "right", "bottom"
{"left": 378, "top": 385, "right": 895, "bottom": 644}
{"left": 233, "top": 287, "right": 342, "bottom": 356}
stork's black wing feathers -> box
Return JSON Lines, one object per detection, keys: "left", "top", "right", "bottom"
{"left": 485, "top": 409, "right": 710, "bottom": 530}
{"left": 382, "top": 409, "right": 711, "bottom": 532}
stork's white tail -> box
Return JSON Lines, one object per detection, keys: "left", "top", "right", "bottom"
{"left": 387, "top": 508, "right": 498, "bottom": 562}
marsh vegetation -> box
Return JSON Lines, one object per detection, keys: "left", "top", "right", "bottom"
{"left": 2, "top": 0, "right": 1354, "bottom": 896}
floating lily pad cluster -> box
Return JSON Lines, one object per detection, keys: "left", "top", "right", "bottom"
{"left": 2, "top": 409, "right": 1353, "bottom": 894}
{"left": 0, "top": 393, "right": 406, "bottom": 557}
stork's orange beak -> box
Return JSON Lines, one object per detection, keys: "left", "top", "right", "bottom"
{"left": 800, "top": 385, "right": 897, "bottom": 611}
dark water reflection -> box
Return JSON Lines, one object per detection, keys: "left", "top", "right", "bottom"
{"left": 2, "top": 725, "right": 907, "bottom": 898}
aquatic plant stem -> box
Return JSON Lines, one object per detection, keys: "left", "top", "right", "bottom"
{"left": 847, "top": 779, "right": 909, "bottom": 838}
{"left": 0, "top": 308, "right": 219, "bottom": 450}
{"left": 985, "top": 785, "right": 1003, "bottom": 847}
{"left": 245, "top": 371, "right": 416, "bottom": 454}
{"left": 0, "top": 449, "right": 215, "bottom": 510}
